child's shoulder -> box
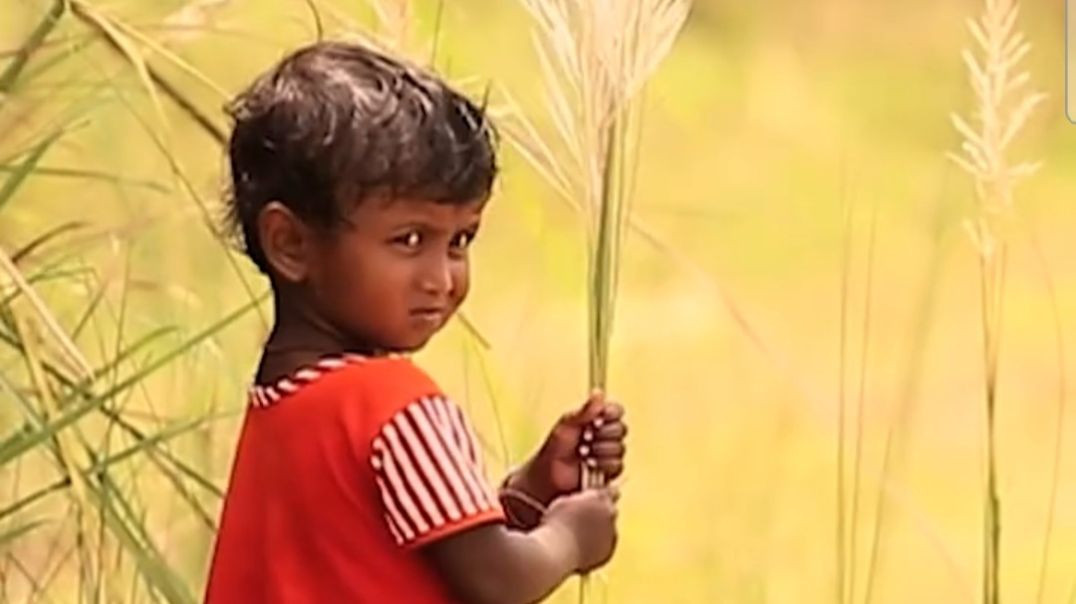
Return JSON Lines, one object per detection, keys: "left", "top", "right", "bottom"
{"left": 337, "top": 354, "right": 442, "bottom": 401}
{"left": 251, "top": 353, "right": 443, "bottom": 418}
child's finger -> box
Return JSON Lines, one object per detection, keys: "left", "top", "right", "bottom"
{"left": 574, "top": 389, "right": 605, "bottom": 425}
{"left": 597, "top": 460, "right": 624, "bottom": 480}
{"left": 586, "top": 441, "right": 625, "bottom": 459}
{"left": 560, "top": 389, "right": 605, "bottom": 427}
{"left": 600, "top": 401, "right": 624, "bottom": 422}
{"left": 588, "top": 400, "right": 623, "bottom": 430}
{"left": 593, "top": 421, "right": 627, "bottom": 442}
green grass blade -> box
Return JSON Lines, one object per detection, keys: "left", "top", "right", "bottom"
{"left": 0, "top": 323, "right": 225, "bottom": 499}
{"left": 0, "top": 130, "right": 62, "bottom": 214}
{"left": 86, "top": 412, "right": 232, "bottom": 477}
{"left": 84, "top": 412, "right": 229, "bottom": 530}
{"left": 0, "top": 0, "right": 66, "bottom": 94}
{"left": 90, "top": 68, "right": 267, "bottom": 328}
{"left": 70, "top": 268, "right": 120, "bottom": 339}
{"left": 1, "top": 267, "right": 94, "bottom": 309}
{"left": 0, "top": 294, "right": 264, "bottom": 467}
{"left": 0, "top": 479, "right": 67, "bottom": 521}
{"left": 90, "top": 473, "right": 196, "bottom": 604}
{"left": 11, "top": 36, "right": 97, "bottom": 91}
{"left": 10, "top": 221, "right": 87, "bottom": 264}
{"left": 83, "top": 326, "right": 178, "bottom": 385}
{"left": 0, "top": 165, "right": 169, "bottom": 194}
{"left": 0, "top": 519, "right": 49, "bottom": 552}
{"left": 0, "top": 323, "right": 177, "bottom": 389}
{"left": 0, "top": 411, "right": 229, "bottom": 523}
{"left": 70, "top": 0, "right": 227, "bottom": 143}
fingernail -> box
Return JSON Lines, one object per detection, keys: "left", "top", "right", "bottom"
{"left": 578, "top": 445, "right": 590, "bottom": 457}
{"left": 586, "top": 458, "right": 598, "bottom": 468}
{"left": 593, "top": 417, "right": 605, "bottom": 428}
{"left": 583, "top": 429, "right": 593, "bottom": 442}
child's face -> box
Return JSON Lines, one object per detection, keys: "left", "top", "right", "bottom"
{"left": 304, "top": 196, "right": 485, "bottom": 353}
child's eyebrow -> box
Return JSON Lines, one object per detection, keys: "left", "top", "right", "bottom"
{"left": 389, "top": 213, "right": 482, "bottom": 229}
{"left": 386, "top": 218, "right": 481, "bottom": 234}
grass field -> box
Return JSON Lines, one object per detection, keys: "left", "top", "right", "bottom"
{"left": 2, "top": 0, "right": 1076, "bottom": 602}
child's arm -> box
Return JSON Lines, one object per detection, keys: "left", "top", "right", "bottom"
{"left": 423, "top": 487, "right": 618, "bottom": 604}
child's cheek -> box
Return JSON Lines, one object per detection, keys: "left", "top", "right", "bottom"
{"left": 449, "top": 263, "right": 470, "bottom": 306}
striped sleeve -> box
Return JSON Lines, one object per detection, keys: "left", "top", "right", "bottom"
{"left": 370, "top": 394, "right": 505, "bottom": 548}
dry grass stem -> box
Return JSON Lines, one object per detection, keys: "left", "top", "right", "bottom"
{"left": 948, "top": 1, "right": 1043, "bottom": 602}
{"left": 513, "top": 0, "right": 690, "bottom": 598}
{"left": 516, "top": 0, "right": 690, "bottom": 389}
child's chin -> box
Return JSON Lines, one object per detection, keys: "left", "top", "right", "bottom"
{"left": 386, "top": 332, "right": 437, "bottom": 354}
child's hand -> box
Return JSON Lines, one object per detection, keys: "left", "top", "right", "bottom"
{"left": 545, "top": 390, "right": 626, "bottom": 491}
{"left": 506, "top": 391, "right": 627, "bottom": 506}
{"left": 542, "top": 486, "right": 619, "bottom": 573}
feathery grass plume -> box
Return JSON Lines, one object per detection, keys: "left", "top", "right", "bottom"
{"left": 947, "top": 1, "right": 1044, "bottom": 602}
{"left": 517, "top": 0, "right": 690, "bottom": 397}
{"left": 515, "top": 0, "right": 689, "bottom": 598}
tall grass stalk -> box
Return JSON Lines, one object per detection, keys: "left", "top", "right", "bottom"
{"left": 947, "top": 1, "right": 1044, "bottom": 602}
{"left": 66, "top": 0, "right": 268, "bottom": 330}
{"left": 863, "top": 174, "right": 956, "bottom": 604}
{"left": 513, "top": 0, "right": 689, "bottom": 598}
{"left": 0, "top": 26, "right": 264, "bottom": 597}
{"left": 836, "top": 178, "right": 852, "bottom": 604}
{"left": 847, "top": 201, "right": 879, "bottom": 604}
{"left": 1025, "top": 229, "right": 1067, "bottom": 604}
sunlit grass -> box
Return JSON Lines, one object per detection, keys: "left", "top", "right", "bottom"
{"left": 948, "top": 1, "right": 1045, "bottom": 601}
{"left": 510, "top": 1, "right": 690, "bottom": 599}
{"left": 1, "top": 1, "right": 1074, "bottom": 603}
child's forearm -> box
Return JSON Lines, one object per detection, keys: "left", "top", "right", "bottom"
{"left": 423, "top": 522, "right": 578, "bottom": 604}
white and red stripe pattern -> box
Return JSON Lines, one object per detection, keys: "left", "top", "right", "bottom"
{"left": 247, "top": 354, "right": 404, "bottom": 409}
{"left": 371, "top": 395, "right": 501, "bottom": 546}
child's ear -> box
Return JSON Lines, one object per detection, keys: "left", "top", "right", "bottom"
{"left": 258, "top": 202, "right": 311, "bottom": 283}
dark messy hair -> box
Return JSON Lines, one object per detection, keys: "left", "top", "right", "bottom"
{"left": 225, "top": 41, "right": 498, "bottom": 274}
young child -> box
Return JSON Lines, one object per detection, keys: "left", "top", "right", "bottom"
{"left": 204, "top": 41, "right": 627, "bottom": 604}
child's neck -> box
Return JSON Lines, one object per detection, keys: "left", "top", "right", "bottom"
{"left": 257, "top": 288, "right": 384, "bottom": 384}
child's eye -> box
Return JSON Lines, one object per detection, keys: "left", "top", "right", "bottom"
{"left": 451, "top": 231, "right": 476, "bottom": 250}
{"left": 392, "top": 231, "right": 422, "bottom": 249}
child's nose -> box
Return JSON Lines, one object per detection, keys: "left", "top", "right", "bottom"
{"left": 417, "top": 255, "right": 454, "bottom": 295}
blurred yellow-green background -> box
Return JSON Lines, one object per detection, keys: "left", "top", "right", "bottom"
{"left": 2, "top": 0, "right": 1076, "bottom": 602}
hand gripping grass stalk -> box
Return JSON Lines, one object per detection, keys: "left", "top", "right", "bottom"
{"left": 947, "top": 1, "right": 1044, "bottom": 602}
{"left": 514, "top": 0, "right": 690, "bottom": 600}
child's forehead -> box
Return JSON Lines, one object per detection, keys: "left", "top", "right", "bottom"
{"left": 353, "top": 195, "right": 487, "bottom": 225}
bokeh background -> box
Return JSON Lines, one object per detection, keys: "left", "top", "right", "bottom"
{"left": 2, "top": 0, "right": 1075, "bottom": 602}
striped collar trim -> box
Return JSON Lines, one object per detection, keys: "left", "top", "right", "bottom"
{"left": 247, "top": 353, "right": 403, "bottom": 409}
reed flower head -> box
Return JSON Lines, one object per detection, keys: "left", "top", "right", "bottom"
{"left": 516, "top": 0, "right": 691, "bottom": 389}
{"left": 948, "top": 0, "right": 1044, "bottom": 225}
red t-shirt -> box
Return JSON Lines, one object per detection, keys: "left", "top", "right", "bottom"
{"left": 204, "top": 355, "right": 505, "bottom": 603}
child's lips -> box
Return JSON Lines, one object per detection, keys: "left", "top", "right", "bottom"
{"left": 410, "top": 308, "right": 445, "bottom": 324}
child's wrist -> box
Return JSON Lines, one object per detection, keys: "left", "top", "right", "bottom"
{"left": 499, "top": 462, "right": 557, "bottom": 530}
{"left": 499, "top": 484, "right": 546, "bottom": 530}
{"left": 505, "top": 460, "right": 558, "bottom": 505}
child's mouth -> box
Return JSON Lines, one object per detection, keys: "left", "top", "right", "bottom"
{"left": 410, "top": 308, "right": 445, "bottom": 325}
